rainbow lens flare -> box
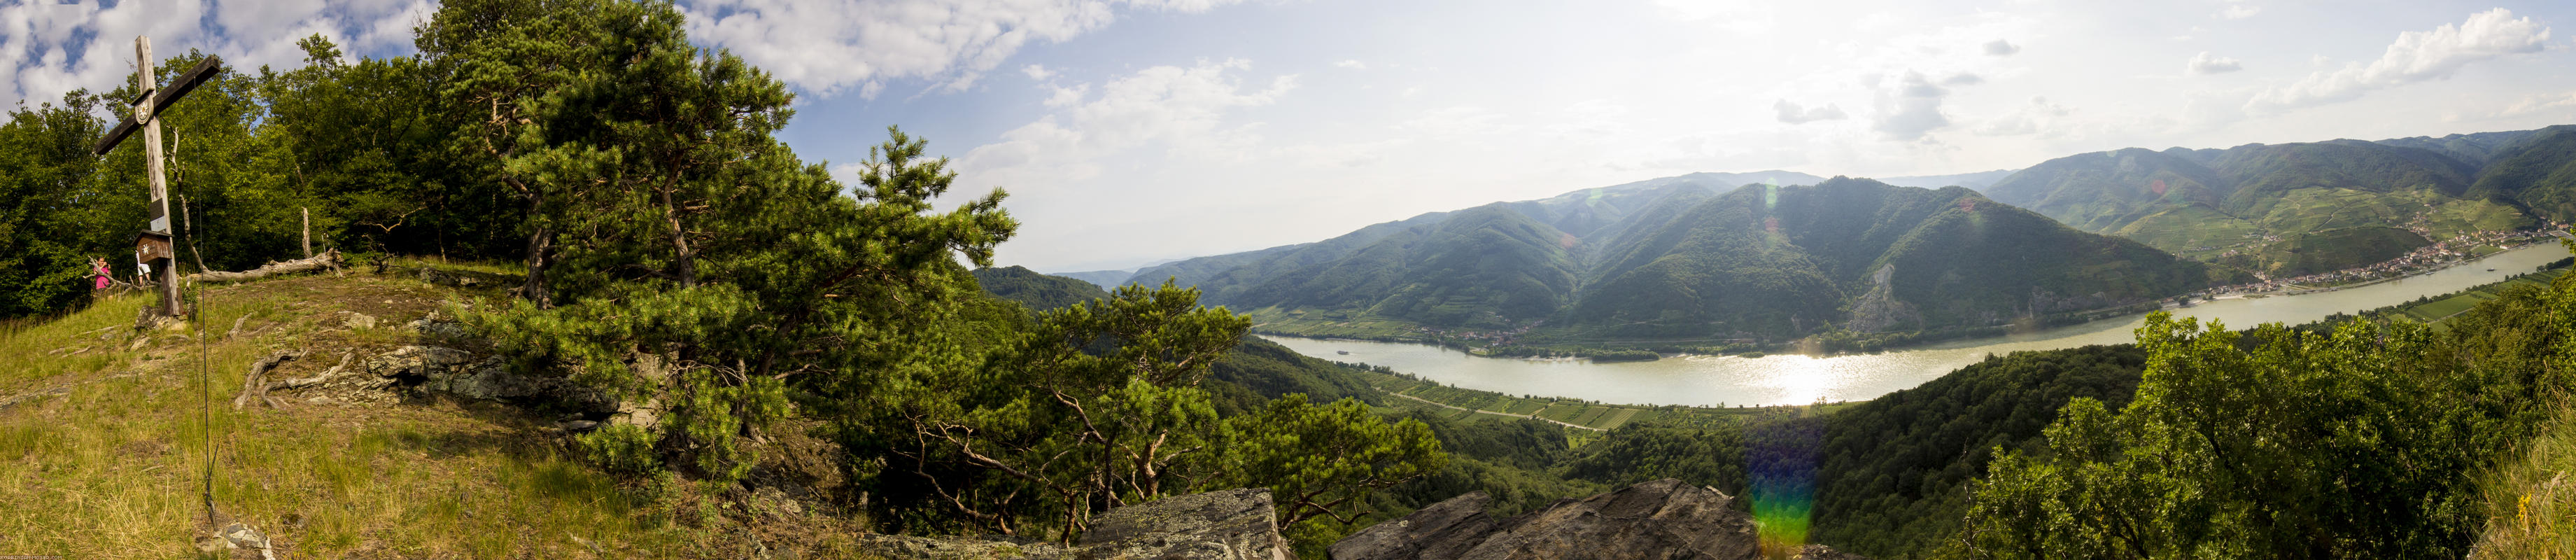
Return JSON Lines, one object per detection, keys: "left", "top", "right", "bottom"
{"left": 1746, "top": 415, "right": 1822, "bottom": 559}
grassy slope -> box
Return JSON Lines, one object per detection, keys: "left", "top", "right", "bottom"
{"left": 0, "top": 265, "right": 865, "bottom": 559}
{"left": 2474, "top": 402, "right": 2576, "bottom": 558}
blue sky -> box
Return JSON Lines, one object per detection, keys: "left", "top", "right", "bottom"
{"left": 8, "top": 0, "right": 2576, "bottom": 272}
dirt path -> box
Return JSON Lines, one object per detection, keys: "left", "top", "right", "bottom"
{"left": 1383, "top": 390, "right": 1606, "bottom": 431}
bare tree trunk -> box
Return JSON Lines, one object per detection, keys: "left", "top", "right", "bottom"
{"left": 232, "top": 350, "right": 302, "bottom": 410}
{"left": 188, "top": 251, "right": 342, "bottom": 284}
{"left": 301, "top": 207, "right": 311, "bottom": 258}
{"left": 511, "top": 183, "right": 553, "bottom": 309}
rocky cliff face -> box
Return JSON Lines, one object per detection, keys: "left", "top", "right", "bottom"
{"left": 857, "top": 487, "right": 1292, "bottom": 560}
{"left": 1330, "top": 478, "right": 1866, "bottom": 560}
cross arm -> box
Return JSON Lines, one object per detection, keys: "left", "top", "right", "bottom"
{"left": 91, "top": 55, "right": 224, "bottom": 155}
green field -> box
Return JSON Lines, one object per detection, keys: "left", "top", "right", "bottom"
{"left": 1351, "top": 367, "right": 1854, "bottom": 432}
{"left": 1241, "top": 307, "right": 1435, "bottom": 340}
{"left": 2382, "top": 269, "right": 2566, "bottom": 323}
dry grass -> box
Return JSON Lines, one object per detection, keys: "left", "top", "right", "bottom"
{"left": 2474, "top": 401, "right": 2576, "bottom": 559}
{"left": 0, "top": 269, "right": 872, "bottom": 559}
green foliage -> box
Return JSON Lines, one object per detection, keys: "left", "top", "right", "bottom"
{"left": 1812, "top": 345, "right": 2147, "bottom": 557}
{"left": 0, "top": 95, "right": 108, "bottom": 318}
{"left": 1221, "top": 395, "right": 1447, "bottom": 527}
{"left": 579, "top": 424, "right": 663, "bottom": 477}
{"left": 1954, "top": 301, "right": 2576, "bottom": 559}
{"left": 1563, "top": 421, "right": 1749, "bottom": 492}
{"left": 850, "top": 282, "right": 1246, "bottom": 539}
{"left": 1202, "top": 337, "right": 1382, "bottom": 416}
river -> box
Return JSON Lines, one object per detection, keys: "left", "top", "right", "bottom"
{"left": 1260, "top": 242, "right": 2575, "bottom": 407}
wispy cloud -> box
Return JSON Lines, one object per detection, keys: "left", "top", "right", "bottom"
{"left": 2246, "top": 8, "right": 2550, "bottom": 113}
{"left": 1774, "top": 99, "right": 1847, "bottom": 124}
{"left": 962, "top": 58, "right": 1295, "bottom": 186}
{"left": 677, "top": 0, "right": 1248, "bottom": 98}
{"left": 1873, "top": 71, "right": 1952, "bottom": 142}
{"left": 2188, "top": 51, "right": 2242, "bottom": 74}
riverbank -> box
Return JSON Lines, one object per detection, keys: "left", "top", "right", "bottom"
{"left": 1341, "top": 363, "right": 1854, "bottom": 433}
{"left": 1258, "top": 241, "right": 2576, "bottom": 407}
{"left": 1254, "top": 239, "right": 2575, "bottom": 365}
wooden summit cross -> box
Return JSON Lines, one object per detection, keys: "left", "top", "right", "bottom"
{"left": 91, "top": 36, "right": 221, "bottom": 319}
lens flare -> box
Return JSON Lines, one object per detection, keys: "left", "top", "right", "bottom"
{"left": 1747, "top": 412, "right": 1822, "bottom": 559}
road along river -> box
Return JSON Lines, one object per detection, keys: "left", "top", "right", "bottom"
{"left": 1262, "top": 242, "right": 2576, "bottom": 407}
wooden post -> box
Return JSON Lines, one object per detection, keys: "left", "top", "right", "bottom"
{"left": 136, "top": 37, "right": 181, "bottom": 318}
{"left": 90, "top": 38, "right": 220, "bottom": 321}
{"left": 301, "top": 207, "right": 311, "bottom": 258}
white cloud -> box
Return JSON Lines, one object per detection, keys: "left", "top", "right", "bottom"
{"left": 1334, "top": 59, "right": 1367, "bottom": 69}
{"left": 1022, "top": 64, "right": 1055, "bottom": 80}
{"left": 2457, "top": 90, "right": 2576, "bottom": 121}
{"left": 1873, "top": 71, "right": 1951, "bottom": 142}
{"left": 678, "top": 0, "right": 1246, "bottom": 99}
{"left": 1043, "top": 83, "right": 1090, "bottom": 107}
{"left": 2219, "top": 4, "right": 2260, "bottom": 20}
{"left": 1983, "top": 39, "right": 2019, "bottom": 56}
{"left": 962, "top": 59, "right": 1293, "bottom": 186}
{"left": 0, "top": 0, "right": 431, "bottom": 111}
{"left": 2246, "top": 8, "right": 2551, "bottom": 113}
{"left": 2188, "top": 51, "right": 2242, "bottom": 74}
{"left": 1773, "top": 99, "right": 1847, "bottom": 124}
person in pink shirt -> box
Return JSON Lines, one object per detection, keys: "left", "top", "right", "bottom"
{"left": 92, "top": 257, "right": 110, "bottom": 290}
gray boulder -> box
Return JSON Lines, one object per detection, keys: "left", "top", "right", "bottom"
{"left": 337, "top": 345, "right": 614, "bottom": 412}
{"left": 1330, "top": 478, "right": 1773, "bottom": 560}
{"left": 1078, "top": 487, "right": 1292, "bottom": 560}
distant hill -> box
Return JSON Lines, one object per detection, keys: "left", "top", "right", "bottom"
{"left": 1127, "top": 172, "right": 1810, "bottom": 299}
{"left": 969, "top": 265, "right": 1111, "bottom": 311}
{"left": 2467, "top": 125, "right": 2576, "bottom": 223}
{"left": 966, "top": 266, "right": 1384, "bottom": 418}
{"left": 1229, "top": 204, "right": 1584, "bottom": 329}
{"left": 1880, "top": 169, "right": 2019, "bottom": 191}
{"left": 1049, "top": 269, "right": 1136, "bottom": 290}
{"left": 1984, "top": 129, "right": 2557, "bottom": 276}
{"left": 1564, "top": 178, "right": 2209, "bottom": 338}
{"left": 1148, "top": 176, "right": 2211, "bottom": 342}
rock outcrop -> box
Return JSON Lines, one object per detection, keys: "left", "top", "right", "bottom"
{"left": 1331, "top": 478, "right": 1866, "bottom": 560}
{"left": 858, "top": 487, "right": 1293, "bottom": 560}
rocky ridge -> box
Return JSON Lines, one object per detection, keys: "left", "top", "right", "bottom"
{"left": 1329, "top": 478, "right": 1866, "bottom": 560}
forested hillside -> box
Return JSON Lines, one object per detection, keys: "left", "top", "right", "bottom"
{"left": 2468, "top": 125, "right": 2576, "bottom": 223}
{"left": 1570, "top": 178, "right": 2208, "bottom": 339}
{"left": 1157, "top": 175, "right": 2212, "bottom": 344}
{"left": 1985, "top": 130, "right": 2563, "bottom": 276}
{"left": 970, "top": 265, "right": 1111, "bottom": 311}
